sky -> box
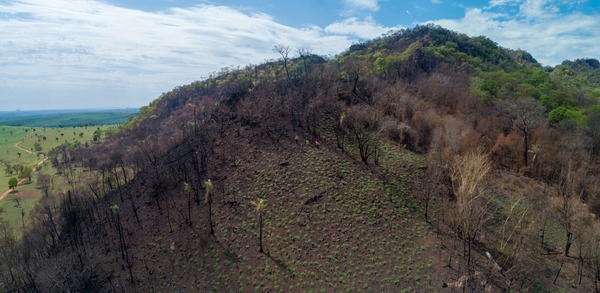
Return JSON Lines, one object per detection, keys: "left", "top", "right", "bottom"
{"left": 1, "top": 0, "right": 599, "bottom": 111}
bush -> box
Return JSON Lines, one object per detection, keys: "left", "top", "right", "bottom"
{"left": 548, "top": 107, "right": 586, "bottom": 128}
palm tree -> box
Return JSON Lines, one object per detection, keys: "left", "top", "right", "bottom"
{"left": 204, "top": 179, "right": 214, "bottom": 235}
{"left": 183, "top": 182, "right": 192, "bottom": 226}
{"left": 251, "top": 198, "right": 266, "bottom": 253}
{"left": 110, "top": 204, "right": 126, "bottom": 260}
{"left": 338, "top": 112, "right": 346, "bottom": 152}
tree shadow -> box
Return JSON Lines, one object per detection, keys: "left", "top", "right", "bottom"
{"left": 266, "top": 252, "right": 296, "bottom": 277}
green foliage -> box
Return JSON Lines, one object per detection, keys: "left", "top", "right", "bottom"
{"left": 551, "top": 58, "right": 600, "bottom": 105}
{"left": 33, "top": 141, "right": 42, "bottom": 152}
{"left": 110, "top": 204, "right": 120, "bottom": 215}
{"left": 540, "top": 90, "right": 577, "bottom": 110}
{"left": 471, "top": 70, "right": 522, "bottom": 100}
{"left": 93, "top": 128, "right": 103, "bottom": 142}
{"left": 8, "top": 177, "right": 18, "bottom": 190}
{"left": 250, "top": 197, "right": 266, "bottom": 213}
{"left": 585, "top": 105, "right": 600, "bottom": 133}
{"left": 548, "top": 107, "right": 586, "bottom": 127}
{"left": 523, "top": 67, "right": 551, "bottom": 87}
{"left": 17, "top": 165, "right": 32, "bottom": 182}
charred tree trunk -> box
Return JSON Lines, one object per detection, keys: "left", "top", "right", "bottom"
{"left": 523, "top": 127, "right": 529, "bottom": 167}
{"left": 208, "top": 198, "right": 214, "bottom": 235}
{"left": 565, "top": 231, "right": 573, "bottom": 256}
{"left": 258, "top": 211, "right": 263, "bottom": 253}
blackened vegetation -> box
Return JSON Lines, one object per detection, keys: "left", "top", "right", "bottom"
{"left": 2, "top": 25, "right": 600, "bottom": 291}
{"left": 304, "top": 194, "right": 324, "bottom": 206}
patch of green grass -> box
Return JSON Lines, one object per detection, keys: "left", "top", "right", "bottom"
{"left": 0, "top": 124, "right": 122, "bottom": 235}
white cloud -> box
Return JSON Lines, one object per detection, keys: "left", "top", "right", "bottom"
{"left": 431, "top": 0, "right": 442, "bottom": 4}
{"left": 489, "top": 0, "right": 520, "bottom": 7}
{"left": 518, "top": 0, "right": 557, "bottom": 19}
{"left": 0, "top": 0, "right": 377, "bottom": 109}
{"left": 325, "top": 17, "right": 402, "bottom": 39}
{"left": 343, "top": 0, "right": 380, "bottom": 12}
{"left": 426, "top": 2, "right": 600, "bottom": 66}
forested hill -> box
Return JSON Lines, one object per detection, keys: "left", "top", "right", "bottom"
{"left": 130, "top": 24, "right": 599, "bottom": 135}
{"left": 3, "top": 25, "right": 600, "bottom": 292}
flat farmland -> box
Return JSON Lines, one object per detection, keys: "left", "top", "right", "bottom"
{"left": 0, "top": 125, "right": 118, "bottom": 233}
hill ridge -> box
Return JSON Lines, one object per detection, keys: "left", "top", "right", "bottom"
{"left": 1, "top": 24, "right": 600, "bottom": 292}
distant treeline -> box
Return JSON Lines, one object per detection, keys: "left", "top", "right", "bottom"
{"left": 0, "top": 109, "right": 139, "bottom": 127}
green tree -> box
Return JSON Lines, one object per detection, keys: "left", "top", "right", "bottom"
{"left": 541, "top": 90, "right": 577, "bottom": 110}
{"left": 204, "top": 179, "right": 214, "bottom": 235}
{"left": 18, "top": 166, "right": 33, "bottom": 183}
{"left": 8, "top": 177, "right": 18, "bottom": 190}
{"left": 251, "top": 197, "right": 267, "bottom": 253}
{"left": 93, "top": 128, "right": 103, "bottom": 142}
{"left": 33, "top": 141, "right": 43, "bottom": 152}
{"left": 585, "top": 105, "right": 600, "bottom": 159}
{"left": 3, "top": 163, "right": 12, "bottom": 175}
{"left": 548, "top": 107, "right": 586, "bottom": 128}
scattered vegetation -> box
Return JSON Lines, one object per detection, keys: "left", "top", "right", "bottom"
{"left": 1, "top": 24, "right": 600, "bottom": 292}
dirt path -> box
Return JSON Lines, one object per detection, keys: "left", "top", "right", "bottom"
{"left": 0, "top": 141, "right": 48, "bottom": 201}
{"left": 14, "top": 141, "right": 35, "bottom": 155}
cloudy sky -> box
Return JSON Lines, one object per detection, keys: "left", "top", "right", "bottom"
{"left": 1, "top": 0, "right": 599, "bottom": 110}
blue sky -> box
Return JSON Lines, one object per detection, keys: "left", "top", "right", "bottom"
{"left": 1, "top": 0, "right": 599, "bottom": 110}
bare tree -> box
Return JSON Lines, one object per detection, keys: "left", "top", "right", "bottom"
{"left": 502, "top": 97, "right": 545, "bottom": 167}
{"left": 273, "top": 44, "right": 292, "bottom": 80}
{"left": 494, "top": 192, "right": 536, "bottom": 289}
{"left": 297, "top": 47, "right": 312, "bottom": 77}
{"left": 342, "top": 56, "right": 368, "bottom": 99}
{"left": 184, "top": 182, "right": 193, "bottom": 226}
{"left": 587, "top": 223, "right": 600, "bottom": 292}
{"left": 422, "top": 153, "right": 446, "bottom": 223}
{"left": 345, "top": 107, "right": 381, "bottom": 165}
{"left": 553, "top": 162, "right": 591, "bottom": 257}
{"left": 450, "top": 151, "right": 492, "bottom": 275}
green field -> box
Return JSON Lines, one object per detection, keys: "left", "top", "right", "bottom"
{"left": 0, "top": 109, "right": 138, "bottom": 127}
{"left": 0, "top": 125, "right": 118, "bottom": 234}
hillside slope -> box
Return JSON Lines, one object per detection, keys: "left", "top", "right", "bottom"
{"left": 2, "top": 25, "right": 600, "bottom": 292}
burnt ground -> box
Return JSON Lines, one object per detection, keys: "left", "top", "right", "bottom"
{"left": 99, "top": 125, "right": 524, "bottom": 292}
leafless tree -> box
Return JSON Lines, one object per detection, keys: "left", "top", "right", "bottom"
{"left": 37, "top": 173, "right": 52, "bottom": 197}
{"left": 450, "top": 151, "right": 492, "bottom": 275}
{"left": 342, "top": 56, "right": 369, "bottom": 100}
{"left": 273, "top": 44, "right": 292, "bottom": 80}
{"left": 344, "top": 106, "right": 381, "bottom": 165}
{"left": 422, "top": 153, "right": 446, "bottom": 223}
{"left": 297, "top": 47, "right": 312, "bottom": 77}
{"left": 553, "top": 161, "right": 591, "bottom": 257}
{"left": 502, "top": 97, "right": 545, "bottom": 167}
